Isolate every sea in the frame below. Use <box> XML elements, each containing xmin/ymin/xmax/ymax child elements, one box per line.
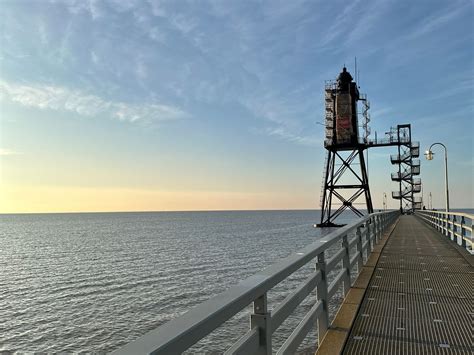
<box><xmin>1</xmin><ymin>209</ymin><xmax>470</xmax><ymax>354</ymax></box>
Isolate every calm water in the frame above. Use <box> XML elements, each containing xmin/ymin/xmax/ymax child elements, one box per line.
<box><xmin>0</xmin><ymin>210</ymin><xmax>381</xmax><ymax>353</ymax></box>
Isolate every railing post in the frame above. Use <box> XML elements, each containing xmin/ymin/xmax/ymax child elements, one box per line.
<box><xmin>446</xmin><ymin>213</ymin><xmax>454</xmax><ymax>240</ymax></box>
<box><xmin>368</xmin><ymin>218</ymin><xmax>374</xmax><ymax>251</ymax></box>
<box><xmin>342</xmin><ymin>235</ymin><xmax>351</xmax><ymax>294</ymax></box>
<box><xmin>379</xmin><ymin>215</ymin><xmax>383</xmax><ymax>238</ymax></box>
<box><xmin>375</xmin><ymin>215</ymin><xmax>380</xmax><ymax>242</ymax></box>
<box><xmin>374</xmin><ymin>216</ymin><xmax>378</xmax><ymax>244</ymax></box>
<box><xmin>365</xmin><ymin>220</ymin><xmax>372</xmax><ymax>253</ymax></box>
<box><xmin>382</xmin><ymin>213</ymin><xmax>386</xmax><ymax>234</ymax></box>
<box><xmin>251</xmin><ymin>294</ymin><xmax>271</xmax><ymax>355</ymax></box>
<box><xmin>316</xmin><ymin>252</ymin><xmax>329</xmax><ymax>345</ymax></box>
<box><xmin>356</xmin><ymin>226</ymin><xmax>363</xmax><ymax>270</ymax></box>
<box><xmin>452</xmin><ymin>215</ymin><xmax>458</xmax><ymax>245</ymax></box>
<box><xmin>472</xmin><ymin>221</ymin><xmax>474</xmax><ymax>252</ymax></box>
<box><xmin>460</xmin><ymin>216</ymin><xmax>466</xmax><ymax>248</ymax></box>
<box><xmin>445</xmin><ymin>213</ymin><xmax>447</xmax><ymax>236</ymax></box>
<box><xmin>382</xmin><ymin>214</ymin><xmax>385</xmax><ymax>234</ymax></box>
<box><xmin>373</xmin><ymin>216</ymin><xmax>377</xmax><ymax>244</ymax></box>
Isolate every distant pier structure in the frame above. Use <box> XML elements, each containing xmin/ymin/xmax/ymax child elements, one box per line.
<box><xmin>318</xmin><ymin>67</ymin><xmax>421</xmax><ymax>227</ymax></box>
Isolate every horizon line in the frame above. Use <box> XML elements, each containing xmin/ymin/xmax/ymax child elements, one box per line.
<box><xmin>1</xmin><ymin>207</ymin><xmax>472</xmax><ymax>215</ymax></box>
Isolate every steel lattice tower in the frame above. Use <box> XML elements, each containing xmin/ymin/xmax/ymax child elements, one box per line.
<box><xmin>317</xmin><ymin>68</ymin><xmax>422</xmax><ymax>227</ymax></box>
<box><xmin>318</xmin><ymin>69</ymin><xmax>372</xmax><ymax>227</ymax></box>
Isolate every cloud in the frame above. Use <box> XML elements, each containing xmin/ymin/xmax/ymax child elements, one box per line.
<box><xmin>426</xmin><ymin>76</ymin><xmax>474</xmax><ymax>101</ymax></box>
<box><xmin>147</xmin><ymin>0</ymin><xmax>167</xmax><ymax>17</ymax></box>
<box><xmin>245</xmin><ymin>104</ymin><xmax>322</xmax><ymax>147</ymax></box>
<box><xmin>241</xmin><ymin>84</ymin><xmax>322</xmax><ymax>147</ymax></box>
<box><xmin>38</xmin><ymin>20</ymin><xmax>49</xmax><ymax>45</ymax></box>
<box><xmin>90</xmin><ymin>51</ymin><xmax>99</xmax><ymax>64</ymax></box>
<box><xmin>147</xmin><ymin>27</ymin><xmax>166</xmax><ymax>43</ymax></box>
<box><xmin>264</xmin><ymin>127</ymin><xmax>321</xmax><ymax>147</ymax></box>
<box><xmin>170</xmin><ymin>14</ymin><xmax>197</xmax><ymax>35</ymax></box>
<box><xmin>135</xmin><ymin>58</ymin><xmax>148</xmax><ymax>82</ymax></box>
<box><xmin>409</xmin><ymin>3</ymin><xmax>467</xmax><ymax>39</ymax></box>
<box><xmin>370</xmin><ymin>106</ymin><xmax>393</xmax><ymax>119</ymax></box>
<box><xmin>64</xmin><ymin>0</ymin><xmax>104</xmax><ymax>20</ymax></box>
<box><xmin>346</xmin><ymin>0</ymin><xmax>389</xmax><ymax>43</ymax></box>
<box><xmin>0</xmin><ymin>148</ymin><xmax>22</xmax><ymax>156</ymax></box>
<box><xmin>0</xmin><ymin>81</ymin><xmax>188</xmax><ymax>123</ymax></box>
<box><xmin>317</xmin><ymin>0</ymin><xmax>363</xmax><ymax>48</ymax></box>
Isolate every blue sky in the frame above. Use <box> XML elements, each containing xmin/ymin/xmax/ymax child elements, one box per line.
<box><xmin>0</xmin><ymin>0</ymin><xmax>472</xmax><ymax>212</ymax></box>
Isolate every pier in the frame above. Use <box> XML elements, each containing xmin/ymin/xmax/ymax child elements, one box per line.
<box><xmin>113</xmin><ymin>210</ymin><xmax>473</xmax><ymax>354</ymax></box>
<box><xmin>318</xmin><ymin>213</ymin><xmax>473</xmax><ymax>354</ymax></box>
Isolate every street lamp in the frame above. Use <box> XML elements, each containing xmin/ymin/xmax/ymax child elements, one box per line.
<box><xmin>424</xmin><ymin>143</ymin><xmax>449</xmax><ymax>212</ymax></box>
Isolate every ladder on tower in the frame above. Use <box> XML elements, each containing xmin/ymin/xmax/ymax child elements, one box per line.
<box><xmin>319</xmin><ymin>151</ymin><xmax>329</xmax><ymax>208</ymax></box>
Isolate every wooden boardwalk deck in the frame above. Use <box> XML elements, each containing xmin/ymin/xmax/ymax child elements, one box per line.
<box><xmin>343</xmin><ymin>215</ymin><xmax>473</xmax><ymax>354</ymax></box>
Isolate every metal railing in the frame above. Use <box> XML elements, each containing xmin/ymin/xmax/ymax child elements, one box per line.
<box><xmin>411</xmin><ymin>146</ymin><xmax>420</xmax><ymax>158</ymax></box>
<box><xmin>390</xmin><ymin>153</ymin><xmax>410</xmax><ymax>164</ymax></box>
<box><xmin>112</xmin><ymin>211</ymin><xmax>400</xmax><ymax>355</ymax></box>
<box><xmin>391</xmin><ymin>171</ymin><xmax>414</xmax><ymax>181</ymax></box>
<box><xmin>416</xmin><ymin>210</ymin><xmax>473</xmax><ymax>254</ymax></box>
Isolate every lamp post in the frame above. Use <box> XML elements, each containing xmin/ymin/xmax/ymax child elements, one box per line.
<box><xmin>424</xmin><ymin>143</ymin><xmax>449</xmax><ymax>212</ymax></box>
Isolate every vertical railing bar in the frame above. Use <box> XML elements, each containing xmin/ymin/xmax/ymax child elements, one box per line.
<box><xmin>453</xmin><ymin>215</ymin><xmax>458</xmax><ymax>245</ymax></box>
<box><xmin>342</xmin><ymin>235</ymin><xmax>350</xmax><ymax>295</ymax></box>
<box><xmin>250</xmin><ymin>294</ymin><xmax>271</xmax><ymax>355</ymax></box>
<box><xmin>471</xmin><ymin>221</ymin><xmax>474</xmax><ymax>252</ymax></box>
<box><xmin>445</xmin><ymin>213</ymin><xmax>449</xmax><ymax>238</ymax></box>
<box><xmin>370</xmin><ymin>216</ymin><xmax>375</xmax><ymax>248</ymax></box>
<box><xmin>316</xmin><ymin>252</ymin><xmax>328</xmax><ymax>346</ymax></box>
<box><xmin>113</xmin><ymin>211</ymin><xmax>407</xmax><ymax>355</ymax></box>
<box><xmin>447</xmin><ymin>213</ymin><xmax>451</xmax><ymax>240</ymax></box>
<box><xmin>356</xmin><ymin>226</ymin><xmax>363</xmax><ymax>273</ymax></box>
<box><xmin>419</xmin><ymin>211</ymin><xmax>474</xmax><ymax>253</ymax></box>
<box><xmin>460</xmin><ymin>216</ymin><xmax>466</xmax><ymax>248</ymax></box>
<box><xmin>365</xmin><ymin>221</ymin><xmax>371</xmax><ymax>255</ymax></box>
<box><xmin>374</xmin><ymin>215</ymin><xmax>378</xmax><ymax>242</ymax></box>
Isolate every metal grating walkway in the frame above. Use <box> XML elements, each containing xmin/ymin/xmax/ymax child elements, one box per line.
<box><xmin>343</xmin><ymin>215</ymin><xmax>474</xmax><ymax>354</ymax></box>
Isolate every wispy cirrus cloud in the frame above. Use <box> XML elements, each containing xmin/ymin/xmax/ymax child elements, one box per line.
<box><xmin>240</xmin><ymin>80</ymin><xmax>322</xmax><ymax>147</ymax></box>
<box><xmin>409</xmin><ymin>2</ymin><xmax>468</xmax><ymax>40</ymax></box>
<box><xmin>317</xmin><ymin>0</ymin><xmax>363</xmax><ymax>49</ymax></box>
<box><xmin>64</xmin><ymin>0</ymin><xmax>104</xmax><ymax>20</ymax></box>
<box><xmin>264</xmin><ymin>127</ymin><xmax>321</xmax><ymax>147</ymax></box>
<box><xmin>0</xmin><ymin>148</ymin><xmax>22</xmax><ymax>156</ymax></box>
<box><xmin>0</xmin><ymin>81</ymin><xmax>188</xmax><ymax>123</ymax></box>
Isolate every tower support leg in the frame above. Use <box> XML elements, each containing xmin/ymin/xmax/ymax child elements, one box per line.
<box><xmin>317</xmin><ymin>148</ymin><xmax>373</xmax><ymax>227</ymax></box>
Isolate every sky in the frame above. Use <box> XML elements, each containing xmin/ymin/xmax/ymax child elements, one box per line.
<box><xmin>0</xmin><ymin>0</ymin><xmax>473</xmax><ymax>213</ymax></box>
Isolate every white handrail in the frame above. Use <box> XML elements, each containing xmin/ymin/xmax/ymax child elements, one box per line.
<box><xmin>112</xmin><ymin>211</ymin><xmax>400</xmax><ymax>355</ymax></box>
<box><xmin>416</xmin><ymin>210</ymin><xmax>473</xmax><ymax>254</ymax></box>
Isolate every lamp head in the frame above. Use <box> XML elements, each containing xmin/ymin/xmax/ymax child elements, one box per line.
<box><xmin>424</xmin><ymin>150</ymin><xmax>434</xmax><ymax>160</ymax></box>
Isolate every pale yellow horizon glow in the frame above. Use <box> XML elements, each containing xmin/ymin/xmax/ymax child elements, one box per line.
<box><xmin>0</xmin><ymin>184</ymin><xmax>315</xmax><ymax>213</ymax></box>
